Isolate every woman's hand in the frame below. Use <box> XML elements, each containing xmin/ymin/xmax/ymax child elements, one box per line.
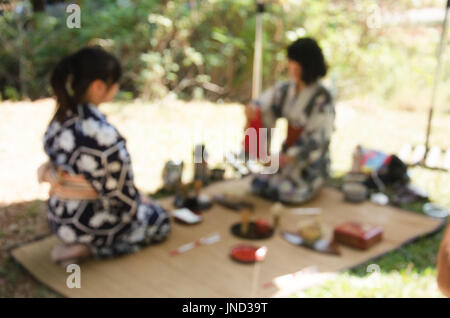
<box><xmin>245</xmin><ymin>103</ymin><xmax>259</xmax><ymax>121</ymax></box>
<box><xmin>140</xmin><ymin>192</ymin><xmax>154</xmax><ymax>205</ymax></box>
<box><xmin>37</xmin><ymin>162</ymin><xmax>52</xmax><ymax>183</ymax></box>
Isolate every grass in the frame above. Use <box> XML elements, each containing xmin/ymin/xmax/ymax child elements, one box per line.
<box><xmin>0</xmin><ymin>98</ymin><xmax>449</xmax><ymax>297</ymax></box>
<box><xmin>302</xmin><ymin>269</ymin><xmax>443</xmax><ymax>298</ymax></box>
<box><xmin>25</xmin><ymin>200</ymin><xmax>41</xmax><ymax>218</ymax></box>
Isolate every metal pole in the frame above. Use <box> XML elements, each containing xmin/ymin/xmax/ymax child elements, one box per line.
<box><xmin>252</xmin><ymin>0</ymin><xmax>265</xmax><ymax>100</ymax></box>
<box><xmin>424</xmin><ymin>0</ymin><xmax>449</xmax><ymax>161</ymax></box>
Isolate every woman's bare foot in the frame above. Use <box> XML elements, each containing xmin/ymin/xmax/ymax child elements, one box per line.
<box><xmin>51</xmin><ymin>244</ymin><xmax>92</xmax><ymax>267</ymax></box>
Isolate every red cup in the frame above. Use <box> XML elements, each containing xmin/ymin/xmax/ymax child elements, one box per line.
<box><xmin>243</xmin><ymin>108</ymin><xmax>266</xmax><ymax>160</ymax></box>
<box><xmin>255</xmin><ymin>219</ymin><xmax>270</xmax><ymax>236</ymax></box>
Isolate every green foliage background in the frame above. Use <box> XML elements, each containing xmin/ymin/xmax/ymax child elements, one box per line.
<box><xmin>0</xmin><ymin>0</ymin><xmax>449</xmax><ymax>111</ymax></box>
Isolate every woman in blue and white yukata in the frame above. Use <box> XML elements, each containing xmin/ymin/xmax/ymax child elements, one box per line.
<box><xmin>245</xmin><ymin>38</ymin><xmax>335</xmax><ymax>205</ymax></box>
<box><xmin>39</xmin><ymin>47</ymin><xmax>171</xmax><ymax>266</ymax></box>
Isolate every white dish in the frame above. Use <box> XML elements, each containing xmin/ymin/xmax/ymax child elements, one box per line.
<box><xmin>423</xmin><ymin>203</ymin><xmax>449</xmax><ymax>218</ymax></box>
<box><xmin>172</xmin><ymin>208</ymin><xmax>203</xmax><ymax>224</ymax></box>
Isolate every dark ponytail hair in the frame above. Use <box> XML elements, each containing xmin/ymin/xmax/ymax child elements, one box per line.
<box><xmin>50</xmin><ymin>47</ymin><xmax>122</xmax><ymax>122</ymax></box>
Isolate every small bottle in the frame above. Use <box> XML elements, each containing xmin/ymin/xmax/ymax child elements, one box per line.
<box><xmin>272</xmin><ymin>210</ymin><xmax>280</xmax><ymax>229</ymax></box>
<box><xmin>193</xmin><ymin>144</ymin><xmax>209</xmax><ymax>184</ymax></box>
<box><xmin>351</xmin><ymin>145</ymin><xmax>363</xmax><ymax>173</ymax></box>
<box><xmin>241</xmin><ymin>208</ymin><xmax>251</xmax><ymax>235</ymax></box>
<box><xmin>270</xmin><ymin>202</ymin><xmax>283</xmax><ymax>229</ymax></box>
<box><xmin>194</xmin><ymin>179</ymin><xmax>202</xmax><ymax>197</ymax></box>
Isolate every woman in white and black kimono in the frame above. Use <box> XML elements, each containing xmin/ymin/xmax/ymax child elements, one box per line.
<box><xmin>39</xmin><ymin>47</ymin><xmax>170</xmax><ymax>265</ymax></box>
<box><xmin>245</xmin><ymin>38</ymin><xmax>335</xmax><ymax>205</ymax></box>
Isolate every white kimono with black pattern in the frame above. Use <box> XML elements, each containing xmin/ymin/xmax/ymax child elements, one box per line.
<box><xmin>251</xmin><ymin>80</ymin><xmax>335</xmax><ymax>205</ymax></box>
<box><xmin>43</xmin><ymin>103</ymin><xmax>170</xmax><ymax>258</ymax></box>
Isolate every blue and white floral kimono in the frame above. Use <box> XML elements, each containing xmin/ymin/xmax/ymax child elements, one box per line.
<box><xmin>43</xmin><ymin>103</ymin><xmax>171</xmax><ymax>258</ymax></box>
<box><xmin>251</xmin><ymin>80</ymin><xmax>335</xmax><ymax>205</ymax></box>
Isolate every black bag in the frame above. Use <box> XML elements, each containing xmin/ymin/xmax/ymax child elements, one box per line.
<box><xmin>364</xmin><ymin>155</ymin><xmax>409</xmax><ymax>190</ymax></box>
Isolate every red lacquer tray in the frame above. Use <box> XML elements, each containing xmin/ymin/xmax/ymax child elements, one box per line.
<box><xmin>230</xmin><ymin>245</ymin><xmax>260</xmax><ymax>264</ymax></box>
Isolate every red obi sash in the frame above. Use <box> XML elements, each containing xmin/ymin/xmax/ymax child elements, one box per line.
<box><xmin>285</xmin><ymin>125</ymin><xmax>304</xmax><ymax>148</ymax></box>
